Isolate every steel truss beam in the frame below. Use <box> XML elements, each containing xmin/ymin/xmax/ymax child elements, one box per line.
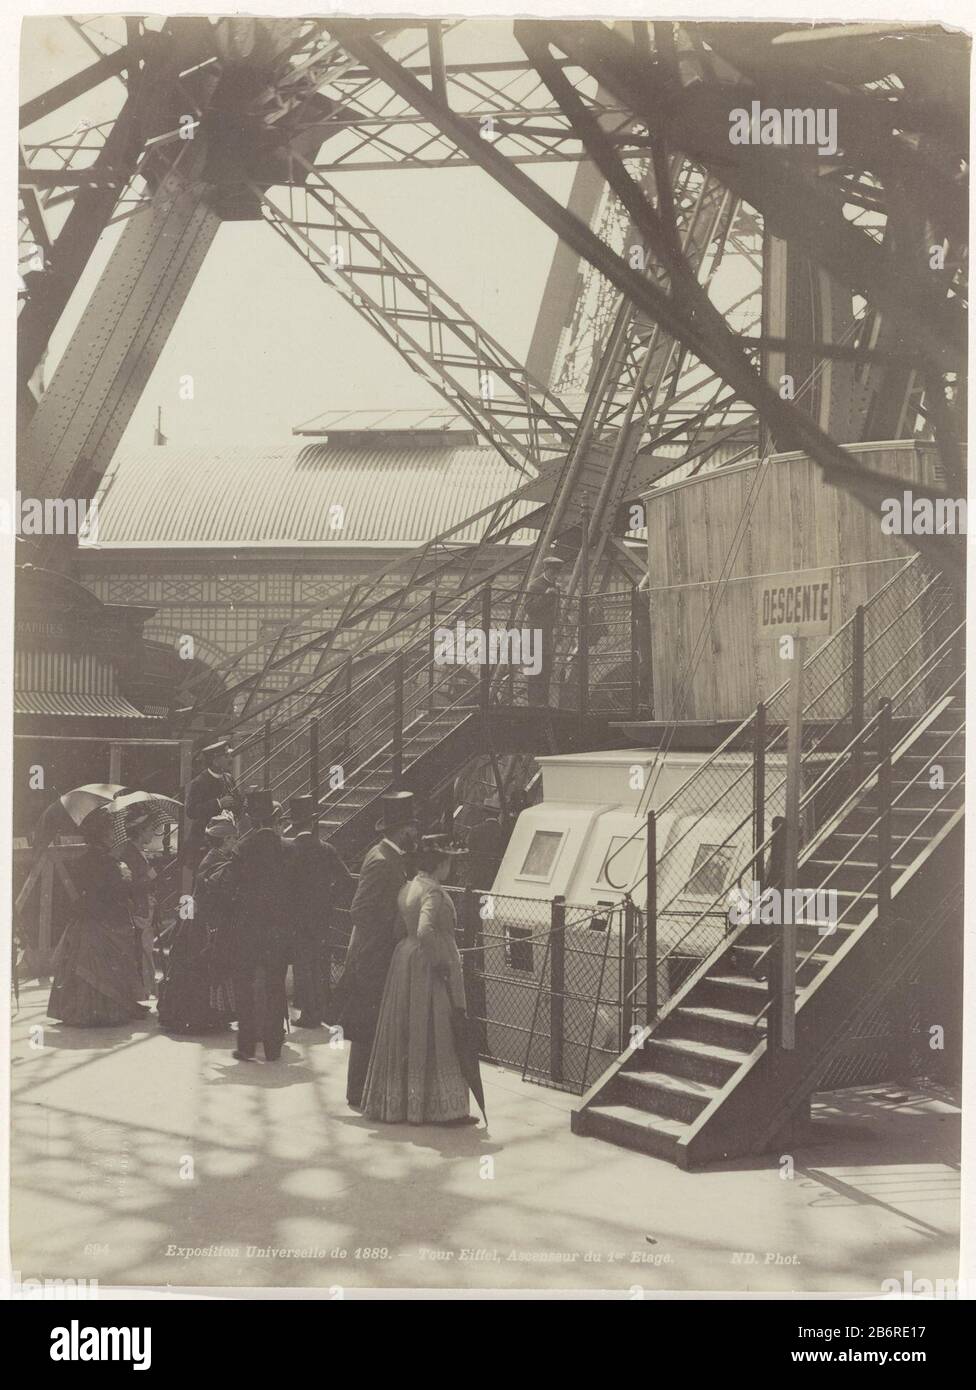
<box><xmin>322</xmin><ymin>20</ymin><xmax>963</xmax><ymax>584</ymax></box>
<box><xmin>258</xmin><ymin>151</ymin><xmax>578</xmax><ymax>476</ymax></box>
<box><xmin>187</xmin><ymin>151</ymin><xmax>753</xmax><ymax>725</ymax></box>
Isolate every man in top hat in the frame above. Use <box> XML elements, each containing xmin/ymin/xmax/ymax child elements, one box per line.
<box><xmin>336</xmin><ymin>790</ymin><xmax>419</xmax><ymax>1107</ymax></box>
<box><xmin>287</xmin><ymin>795</ymin><xmax>355</xmax><ymax>1028</ymax></box>
<box><xmin>525</xmin><ymin>553</ymin><xmax>564</xmax><ymax>705</ymax></box>
<box><xmin>185</xmin><ymin>740</ymin><xmax>243</xmax><ymax>873</ymax></box>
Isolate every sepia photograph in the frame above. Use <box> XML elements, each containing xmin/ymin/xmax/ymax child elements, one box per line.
<box><xmin>4</xmin><ymin>4</ymin><xmax>972</xmax><ymax>1311</ymax></box>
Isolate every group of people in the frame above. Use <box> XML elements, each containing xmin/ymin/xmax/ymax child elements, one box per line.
<box><xmin>45</xmin><ymin>735</ymin><xmax>482</xmax><ymax>1127</ymax></box>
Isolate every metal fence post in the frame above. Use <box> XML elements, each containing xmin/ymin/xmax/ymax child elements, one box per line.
<box><xmin>460</xmin><ymin>887</ymin><xmax>487</xmax><ymax>1053</ymax></box>
<box><xmin>877</xmin><ymin>696</ymin><xmax>893</xmax><ymax>936</ymax></box>
<box><xmin>852</xmin><ymin>604</ymin><xmax>865</xmax><ymax>784</ymax></box>
<box><xmin>550</xmin><ymin>895</ymin><xmax>565</xmax><ymax>1084</ymax></box>
<box><xmin>621</xmin><ymin>899</ymin><xmax>636</xmax><ymax>1048</ymax></box>
<box><xmin>752</xmin><ymin>701</ymin><xmax>766</xmax><ymax>861</ymax></box>
<box><xmin>390</xmin><ymin>653</ymin><xmax>405</xmax><ymax>786</ymax></box>
<box><xmin>645</xmin><ymin>810</ymin><xmax>657</xmax><ymax>1020</ymax></box>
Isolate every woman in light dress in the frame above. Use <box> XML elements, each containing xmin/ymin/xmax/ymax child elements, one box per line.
<box><xmin>362</xmin><ymin>835</ymin><xmax>477</xmax><ymax>1125</ymax></box>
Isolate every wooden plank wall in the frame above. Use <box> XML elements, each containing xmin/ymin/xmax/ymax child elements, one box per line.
<box><xmin>644</xmin><ymin>443</ymin><xmax>943</xmax><ymax>722</ymax></box>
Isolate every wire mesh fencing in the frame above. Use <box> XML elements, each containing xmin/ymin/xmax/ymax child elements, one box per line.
<box><xmin>320</xmin><ymin>883</ymin><xmax>635</xmax><ymax>1096</ymax></box>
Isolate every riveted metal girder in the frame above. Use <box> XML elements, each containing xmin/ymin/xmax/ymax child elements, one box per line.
<box><xmin>19</xmin><ymin>167</ymin><xmax>220</xmax><ymax>501</ymax></box>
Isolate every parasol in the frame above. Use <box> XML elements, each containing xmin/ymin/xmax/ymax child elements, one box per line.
<box><xmin>108</xmin><ymin>791</ymin><xmax>183</xmax><ymax>850</ymax></box>
<box><xmin>58</xmin><ymin>784</ymin><xmax>127</xmax><ymax>827</ymax></box>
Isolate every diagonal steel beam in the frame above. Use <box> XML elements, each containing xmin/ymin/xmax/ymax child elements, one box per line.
<box><xmin>326</xmin><ymin>20</ymin><xmax>963</xmax><ymax>583</ymax></box>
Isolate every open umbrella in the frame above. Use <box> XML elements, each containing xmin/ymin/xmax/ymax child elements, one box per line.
<box><xmin>108</xmin><ymin>791</ymin><xmax>183</xmax><ymax>850</ymax></box>
<box><xmin>444</xmin><ymin>984</ymin><xmax>488</xmax><ymax>1125</ymax></box>
<box><xmin>59</xmin><ymin>784</ymin><xmax>127</xmax><ymax>827</ymax></box>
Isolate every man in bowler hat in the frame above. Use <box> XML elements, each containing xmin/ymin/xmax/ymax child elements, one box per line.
<box><xmin>337</xmin><ymin>791</ymin><xmax>419</xmax><ymax>1107</ymax></box>
<box><xmin>288</xmin><ymin>795</ymin><xmax>354</xmax><ymax>1028</ymax></box>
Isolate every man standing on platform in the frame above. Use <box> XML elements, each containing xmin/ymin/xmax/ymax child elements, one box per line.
<box><xmin>336</xmin><ymin>791</ymin><xmax>419</xmax><ymax>1108</ymax></box>
<box><xmin>184</xmin><ymin>740</ymin><xmax>243</xmax><ymax>874</ymax></box>
<box><xmin>525</xmin><ymin>553</ymin><xmax>564</xmax><ymax>706</ymax></box>
<box><xmin>288</xmin><ymin>795</ymin><xmax>354</xmax><ymax>1028</ymax></box>
<box><xmin>226</xmin><ymin>789</ymin><xmax>292</xmax><ymax>1062</ymax></box>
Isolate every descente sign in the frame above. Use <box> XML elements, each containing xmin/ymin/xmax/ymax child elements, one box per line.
<box><xmin>756</xmin><ymin>567</ymin><xmax>834</xmax><ymax>639</ymax></box>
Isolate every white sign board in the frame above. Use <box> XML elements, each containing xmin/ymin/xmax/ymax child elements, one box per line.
<box><xmin>756</xmin><ymin>567</ymin><xmax>834</xmax><ymax>640</ymax></box>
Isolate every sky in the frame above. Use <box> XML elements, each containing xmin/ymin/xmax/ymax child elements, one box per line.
<box><xmin>21</xmin><ymin>17</ymin><xmax>578</xmax><ymax>450</ymax></box>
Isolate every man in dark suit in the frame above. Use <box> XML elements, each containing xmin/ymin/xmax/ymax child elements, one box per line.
<box><xmin>184</xmin><ymin>741</ymin><xmax>243</xmax><ymax>873</ymax></box>
<box><xmin>225</xmin><ymin>788</ymin><xmax>292</xmax><ymax>1062</ymax></box>
<box><xmin>288</xmin><ymin>795</ymin><xmax>355</xmax><ymax>1028</ymax></box>
<box><xmin>337</xmin><ymin>791</ymin><xmax>419</xmax><ymax>1108</ymax></box>
<box><xmin>524</xmin><ymin>553</ymin><xmax>563</xmax><ymax>705</ymax></box>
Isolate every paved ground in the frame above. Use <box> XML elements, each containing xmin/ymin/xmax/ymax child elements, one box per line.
<box><xmin>10</xmin><ymin>981</ymin><xmax>961</xmax><ymax>1296</ymax></box>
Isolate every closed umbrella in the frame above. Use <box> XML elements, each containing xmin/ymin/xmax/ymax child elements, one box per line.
<box><xmin>444</xmin><ymin>984</ymin><xmax>488</xmax><ymax>1125</ymax></box>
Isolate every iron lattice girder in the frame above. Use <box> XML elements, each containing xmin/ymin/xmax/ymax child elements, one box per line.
<box><xmin>324</xmin><ymin>20</ymin><xmax>964</xmax><ymax>585</ymax></box>
<box><xmin>20</xmin><ymin>166</ymin><xmax>221</xmax><ymax>501</ymax></box>
<box><xmin>304</xmin><ymin>39</ymin><xmax>641</xmax><ymax>171</ymax></box>
<box><xmin>193</xmin><ymin>161</ymin><xmax>743</xmax><ymax>725</ymax></box>
<box><xmin>258</xmin><ymin>150</ymin><xmax>578</xmax><ymax>477</ymax></box>
<box><xmin>539</xmin><ymin>20</ymin><xmax>965</xmax><ymax>375</ymax></box>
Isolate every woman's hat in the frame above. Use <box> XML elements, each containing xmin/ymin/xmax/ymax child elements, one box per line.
<box><xmin>375</xmin><ymin>790</ymin><xmax>419</xmax><ymax>833</ymax></box>
<box><xmin>124</xmin><ymin>807</ymin><xmax>155</xmax><ymax>832</ymax></box>
<box><xmin>205</xmin><ymin>810</ymin><xmax>237</xmax><ymax>839</ymax></box>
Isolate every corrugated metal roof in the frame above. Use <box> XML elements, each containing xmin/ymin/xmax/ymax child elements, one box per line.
<box><xmin>82</xmin><ymin>443</ymin><xmax>535</xmax><ymax>549</ymax></box>
<box><xmin>14</xmin><ymin>692</ymin><xmax>158</xmax><ymax>719</ymax></box>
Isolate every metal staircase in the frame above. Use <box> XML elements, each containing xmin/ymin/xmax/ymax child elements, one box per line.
<box><xmin>235</xmin><ymin>580</ymin><xmax>636</xmax><ymax>860</ymax></box>
<box><xmin>572</xmin><ymin>558</ymin><xmax>965</xmax><ymax>1167</ymax></box>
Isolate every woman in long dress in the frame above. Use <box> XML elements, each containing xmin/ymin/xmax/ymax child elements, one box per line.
<box><xmin>47</xmin><ymin>810</ymin><xmax>147</xmax><ymax>1027</ymax></box>
<box><xmin>157</xmin><ymin>812</ymin><xmax>238</xmax><ymax>1033</ymax></box>
<box><xmin>362</xmin><ymin>835</ymin><xmax>477</xmax><ymax>1125</ymax></box>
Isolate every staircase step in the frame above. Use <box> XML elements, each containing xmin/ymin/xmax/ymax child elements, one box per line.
<box><xmin>578</xmin><ymin>1103</ymin><xmax>687</xmax><ymax>1160</ymax></box>
<box><xmin>641</xmin><ymin>1036</ymin><xmax>748</xmax><ymax>1086</ymax></box>
<box><xmin>735</xmin><ymin>920</ymin><xmax>850</xmax><ymax>954</ymax></box>
<box><xmin>611</xmin><ymin>1069</ymin><xmax>718</xmax><ymax>1122</ymax></box>
<box><xmin>696</xmin><ymin>974</ymin><xmax>768</xmax><ymax>1013</ymax></box>
<box><xmin>844</xmin><ymin>804</ymin><xmax>955</xmax><ymax>835</ymax></box>
<box><xmin>662</xmin><ymin>1005</ymin><xmax>763</xmax><ymax>1051</ymax></box>
<box><xmin>729</xmin><ymin>942</ymin><xmax>833</xmax><ymax>987</ymax></box>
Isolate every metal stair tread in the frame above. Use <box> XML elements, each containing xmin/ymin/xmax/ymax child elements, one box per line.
<box><xmin>622</xmin><ymin>1070</ymin><xmax>719</xmax><ymax>1101</ymax></box>
<box><xmin>648</xmin><ymin>1036</ymin><xmax>751</xmax><ymax>1064</ymax></box>
<box><xmin>706</xmin><ymin>973</ymin><xmax>766</xmax><ymax>991</ymax></box>
<box><xmin>587</xmin><ymin>1104</ymin><xmax>689</xmax><ymax>1138</ymax></box>
<box><xmin>676</xmin><ymin>1005</ymin><xmax>762</xmax><ymax>1026</ymax></box>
